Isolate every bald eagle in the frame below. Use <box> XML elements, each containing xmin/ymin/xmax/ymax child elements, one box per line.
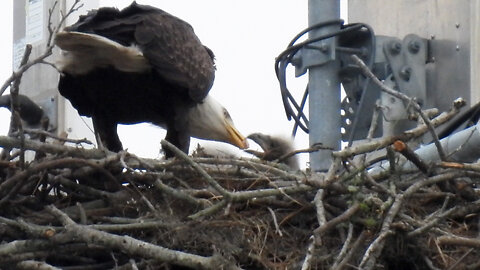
<box><xmin>55</xmin><ymin>2</ymin><xmax>248</xmax><ymax>157</ymax></box>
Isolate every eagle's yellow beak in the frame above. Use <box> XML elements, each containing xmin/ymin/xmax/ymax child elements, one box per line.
<box><xmin>226</xmin><ymin>122</ymin><xmax>249</xmax><ymax>149</ymax></box>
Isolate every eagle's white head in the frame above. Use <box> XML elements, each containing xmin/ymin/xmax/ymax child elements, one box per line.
<box><xmin>187</xmin><ymin>95</ymin><xmax>248</xmax><ymax>149</ymax></box>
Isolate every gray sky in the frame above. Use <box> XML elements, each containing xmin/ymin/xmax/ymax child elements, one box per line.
<box><xmin>0</xmin><ymin>1</ymin><xmax>347</xmax><ymax>167</ymax></box>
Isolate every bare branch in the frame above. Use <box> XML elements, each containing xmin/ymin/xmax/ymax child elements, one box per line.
<box><xmin>161</xmin><ymin>140</ymin><xmax>231</xmax><ymax>199</ymax></box>
<box><xmin>351</xmin><ymin>54</ymin><xmax>448</xmax><ymax>161</ymax></box>
<box><xmin>16</xmin><ymin>260</ymin><xmax>62</xmax><ymax>270</ymax></box>
<box><xmin>45</xmin><ymin>205</ymin><xmax>241</xmax><ymax>270</ymax></box>
<box><xmin>392</xmin><ymin>140</ymin><xmax>429</xmax><ymax>174</ymax></box>
<box><xmin>334</xmin><ymin>99</ymin><xmax>464</xmax><ymax>159</ymax></box>
<box><xmin>0</xmin><ymin>0</ymin><xmax>83</xmax><ymax>97</ymax></box>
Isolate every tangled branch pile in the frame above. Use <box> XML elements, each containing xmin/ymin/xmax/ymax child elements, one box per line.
<box><xmin>2</xmin><ymin>1</ymin><xmax>480</xmax><ymax>269</ymax></box>
<box><xmin>1</xmin><ymin>104</ymin><xmax>480</xmax><ymax>270</ymax></box>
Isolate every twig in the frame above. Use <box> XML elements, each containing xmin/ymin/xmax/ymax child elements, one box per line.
<box><xmin>392</xmin><ymin>140</ymin><xmax>429</xmax><ymax>174</ymax></box>
<box><xmin>359</xmin><ymin>171</ymin><xmax>463</xmax><ymax>269</ymax></box>
<box><xmin>76</xmin><ymin>202</ymin><xmax>87</xmax><ymax>225</ymax></box>
<box><xmin>129</xmin><ymin>259</ymin><xmax>140</xmax><ymax>270</ymax></box>
<box><xmin>192</xmin><ymin>157</ymin><xmax>304</xmax><ymax>181</ymax></box>
<box><xmin>0</xmin><ymin>157</ymin><xmax>121</xmax><ymax>201</ymax></box>
<box><xmin>161</xmin><ymin>140</ymin><xmax>230</xmax><ymax>199</ymax></box>
<box><xmin>276</xmin><ymin>144</ymin><xmax>333</xmax><ymax>164</ymax></box>
<box><xmin>347</xmin><ymin>158</ymin><xmax>395</xmax><ymax>196</ymax></box>
<box><xmin>407</xmin><ymin>206</ymin><xmax>458</xmax><ymax>237</ymax></box>
<box><xmin>351</xmin><ymin>54</ymin><xmax>448</xmax><ymax>161</ymax></box>
<box><xmin>0</xmin><ymin>135</ymin><xmax>109</xmax><ymax>159</ymax></box>
<box><xmin>356</xmin><ymin>100</ymin><xmax>382</xmax><ymax>166</ymax></box>
<box><xmin>330</xmin><ymin>223</ymin><xmax>354</xmax><ymax>270</ymax></box>
<box><xmin>267</xmin><ymin>207</ymin><xmax>283</xmax><ymax>236</ymax></box>
<box><xmin>188</xmin><ymin>200</ymin><xmax>228</xmax><ymax>220</ymax></box>
<box><xmin>314</xmin><ymin>189</ymin><xmax>327</xmax><ymax>228</ymax></box>
<box><xmin>0</xmin><ymin>238</ymin><xmax>71</xmax><ymax>257</ymax></box>
<box><xmin>0</xmin><ymin>0</ymin><xmax>82</xmax><ymax>162</ymax></box>
<box><xmin>325</xmin><ymin>157</ymin><xmax>341</xmax><ymax>185</ymax></box>
<box><xmin>386</xmin><ymin>146</ymin><xmax>396</xmax><ymax>174</ymax></box>
<box><xmin>16</xmin><ymin>260</ymin><xmax>62</xmax><ymax>270</ymax></box>
<box><xmin>313</xmin><ymin>202</ymin><xmax>360</xmax><ymax>237</ymax></box>
<box><xmin>51</xmin><ymin>174</ymin><xmax>117</xmax><ymax>201</ymax></box>
<box><xmin>153</xmin><ymin>178</ymin><xmax>206</xmax><ymax>207</ymax></box>
<box><xmin>1</xmin><ymin>45</ymin><xmax>32</xmax><ymax>164</ymax></box>
<box><xmin>45</xmin><ymin>205</ymin><xmax>241</xmax><ymax>270</ymax></box>
<box><xmin>423</xmin><ymin>256</ymin><xmax>443</xmax><ymax>270</ymax></box>
<box><xmin>90</xmin><ymin>220</ymin><xmax>179</xmax><ymax>232</ymax></box>
<box><xmin>437</xmin><ymin>235</ymin><xmax>480</xmax><ymax>248</ymax></box>
<box><xmin>300</xmin><ymin>235</ymin><xmax>315</xmax><ymax>270</ymax></box>
<box><xmin>0</xmin><ymin>1</ymin><xmax>83</xmax><ymax>97</ymax></box>
<box><xmin>332</xmin><ymin>229</ymin><xmax>368</xmax><ymax>270</ymax></box>
<box><xmin>231</xmin><ymin>184</ymin><xmax>312</xmax><ymax>202</ymax></box>
<box><xmin>334</xmin><ymin>99</ymin><xmax>464</xmax><ymax>159</ymax></box>
<box><xmin>119</xmin><ymin>152</ymin><xmax>158</xmax><ymax>215</ymax></box>
<box><xmin>446</xmin><ymin>248</ymin><xmax>473</xmax><ymax>270</ymax></box>
<box><xmin>22</xmin><ymin>128</ymin><xmax>93</xmax><ymax>145</ymax></box>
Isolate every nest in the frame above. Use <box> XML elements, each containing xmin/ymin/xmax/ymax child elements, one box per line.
<box><xmin>1</xmin><ymin>2</ymin><xmax>479</xmax><ymax>268</ymax></box>
<box><xmin>1</xmin><ymin>121</ymin><xmax>480</xmax><ymax>270</ymax></box>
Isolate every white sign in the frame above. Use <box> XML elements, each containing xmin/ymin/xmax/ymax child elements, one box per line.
<box><xmin>26</xmin><ymin>0</ymin><xmax>44</xmax><ymax>44</ymax></box>
<box><xmin>13</xmin><ymin>38</ymin><xmax>26</xmax><ymax>70</ymax></box>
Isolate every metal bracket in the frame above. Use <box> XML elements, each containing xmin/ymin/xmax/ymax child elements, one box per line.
<box><xmin>292</xmin><ymin>38</ymin><xmax>336</xmax><ymax>77</ymax></box>
<box><xmin>383</xmin><ymin>34</ymin><xmax>427</xmax><ymax>107</ymax></box>
<box><xmin>381</xmin><ymin>75</ymin><xmax>409</xmax><ymax>121</ymax></box>
<box><xmin>340</xmin><ymin>34</ymin><xmax>428</xmax><ymax>141</ymax></box>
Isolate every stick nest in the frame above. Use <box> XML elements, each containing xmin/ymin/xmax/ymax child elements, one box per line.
<box><xmin>0</xmin><ymin>132</ymin><xmax>480</xmax><ymax>270</ymax></box>
<box><xmin>1</xmin><ymin>2</ymin><xmax>479</xmax><ymax>268</ymax></box>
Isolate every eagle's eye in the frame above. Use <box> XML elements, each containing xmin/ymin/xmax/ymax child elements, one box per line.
<box><xmin>223</xmin><ymin>108</ymin><xmax>231</xmax><ymax>119</ymax></box>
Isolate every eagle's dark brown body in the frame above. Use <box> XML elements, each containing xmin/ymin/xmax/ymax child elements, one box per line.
<box><xmin>56</xmin><ymin>2</ymin><xmax>247</xmax><ymax>156</ymax></box>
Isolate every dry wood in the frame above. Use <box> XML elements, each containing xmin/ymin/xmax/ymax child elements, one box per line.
<box><xmin>1</xmin><ymin>2</ymin><xmax>480</xmax><ymax>269</ymax></box>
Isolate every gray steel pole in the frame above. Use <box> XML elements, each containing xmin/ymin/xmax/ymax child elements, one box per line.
<box><xmin>308</xmin><ymin>0</ymin><xmax>341</xmax><ymax>171</ymax></box>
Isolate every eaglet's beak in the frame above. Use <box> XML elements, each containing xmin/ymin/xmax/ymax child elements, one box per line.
<box><xmin>225</xmin><ymin>121</ymin><xmax>249</xmax><ymax>149</ymax></box>
<box><xmin>247</xmin><ymin>133</ymin><xmax>270</xmax><ymax>151</ymax></box>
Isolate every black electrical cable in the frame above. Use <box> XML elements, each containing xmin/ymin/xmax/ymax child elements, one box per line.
<box><xmin>277</xmin><ymin>59</ymin><xmax>309</xmax><ymax>133</ymax></box>
<box><xmin>276</xmin><ymin>23</ymin><xmax>365</xmax><ymax>129</ymax></box>
<box><xmin>275</xmin><ymin>21</ymin><xmax>376</xmax><ymax>138</ymax></box>
<box><xmin>275</xmin><ymin>23</ymin><xmax>365</xmax><ymax>78</ymax></box>
<box><xmin>292</xmin><ymin>85</ymin><xmax>309</xmax><ymax>136</ymax></box>
<box><xmin>287</xmin><ymin>19</ymin><xmax>344</xmax><ymax>47</ymax></box>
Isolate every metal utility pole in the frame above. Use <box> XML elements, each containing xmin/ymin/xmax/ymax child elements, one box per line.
<box><xmin>307</xmin><ymin>0</ymin><xmax>341</xmax><ymax>171</ymax></box>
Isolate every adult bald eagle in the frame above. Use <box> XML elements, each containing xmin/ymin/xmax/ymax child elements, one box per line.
<box><xmin>55</xmin><ymin>2</ymin><xmax>248</xmax><ymax>157</ymax></box>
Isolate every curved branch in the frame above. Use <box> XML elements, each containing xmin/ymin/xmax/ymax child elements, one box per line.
<box><xmin>45</xmin><ymin>205</ymin><xmax>241</xmax><ymax>270</ymax></box>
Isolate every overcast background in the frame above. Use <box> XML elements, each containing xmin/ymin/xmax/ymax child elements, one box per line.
<box><xmin>0</xmin><ymin>1</ymin><xmax>347</xmax><ymax>168</ymax></box>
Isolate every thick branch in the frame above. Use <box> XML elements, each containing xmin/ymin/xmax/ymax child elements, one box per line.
<box><xmin>45</xmin><ymin>205</ymin><xmax>241</xmax><ymax>270</ymax></box>
<box><xmin>0</xmin><ymin>135</ymin><xmax>108</xmax><ymax>159</ymax></box>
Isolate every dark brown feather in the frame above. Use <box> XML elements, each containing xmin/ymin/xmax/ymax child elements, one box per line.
<box><xmin>65</xmin><ymin>1</ymin><xmax>215</xmax><ymax>101</ymax></box>
<box><xmin>56</xmin><ymin>2</ymin><xmax>217</xmax><ymax>156</ymax></box>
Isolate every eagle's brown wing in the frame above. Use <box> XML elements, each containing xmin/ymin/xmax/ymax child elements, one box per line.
<box><xmin>63</xmin><ymin>2</ymin><xmax>215</xmax><ymax>102</ymax></box>
<box><xmin>133</xmin><ymin>9</ymin><xmax>215</xmax><ymax>102</ymax></box>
